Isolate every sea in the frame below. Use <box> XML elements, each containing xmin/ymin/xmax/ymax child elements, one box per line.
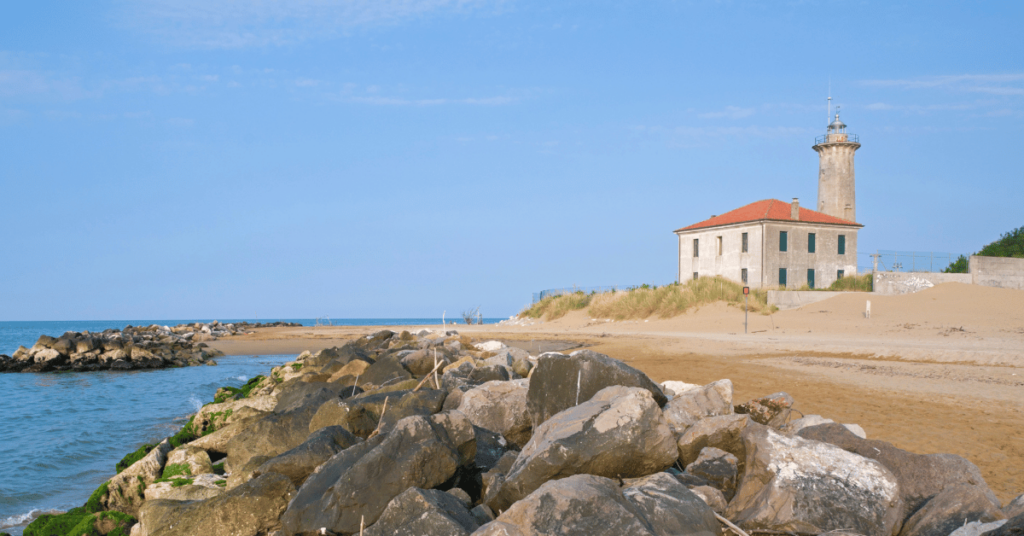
<box><xmin>0</xmin><ymin>318</ymin><xmax>499</xmax><ymax>535</ymax></box>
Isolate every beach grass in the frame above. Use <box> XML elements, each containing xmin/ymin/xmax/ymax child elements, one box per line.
<box><xmin>519</xmin><ymin>277</ymin><xmax>774</xmax><ymax>321</ymax></box>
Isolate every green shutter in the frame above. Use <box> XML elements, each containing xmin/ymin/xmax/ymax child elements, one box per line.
<box><xmin>838</xmin><ymin>234</ymin><xmax>846</xmax><ymax>255</ymax></box>
<box><xmin>807</xmin><ymin>269</ymin><xmax>815</xmax><ymax>289</ymax></box>
<box><xmin>780</xmin><ymin>231</ymin><xmax>788</xmax><ymax>252</ymax></box>
<box><xmin>808</xmin><ymin>233</ymin><xmax>816</xmax><ymax>253</ymax></box>
<box><xmin>779</xmin><ymin>268</ymin><xmax>787</xmax><ymax>287</ymax></box>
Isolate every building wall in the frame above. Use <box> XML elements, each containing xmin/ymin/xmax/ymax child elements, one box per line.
<box><xmin>762</xmin><ymin>222</ymin><xmax>858</xmax><ymax>289</ymax></box>
<box><xmin>676</xmin><ymin>223</ymin><xmax>764</xmax><ymax>287</ymax></box>
<box><xmin>970</xmin><ymin>255</ymin><xmax>1024</xmax><ymax>290</ymax></box>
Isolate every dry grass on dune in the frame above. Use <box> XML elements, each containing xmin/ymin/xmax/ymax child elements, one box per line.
<box><xmin>519</xmin><ymin>277</ymin><xmax>773</xmax><ymax>321</ymax></box>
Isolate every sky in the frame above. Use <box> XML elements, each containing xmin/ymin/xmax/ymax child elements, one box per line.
<box><xmin>1</xmin><ymin>0</ymin><xmax>1021</xmax><ymax>321</ymax></box>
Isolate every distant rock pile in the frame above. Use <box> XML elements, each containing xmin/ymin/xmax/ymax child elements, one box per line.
<box><xmin>0</xmin><ymin>321</ymin><xmax>296</xmax><ymax>373</ymax></box>
<box><xmin>24</xmin><ymin>329</ymin><xmax>1024</xmax><ymax>536</ymax></box>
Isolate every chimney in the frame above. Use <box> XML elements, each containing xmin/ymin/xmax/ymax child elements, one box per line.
<box><xmin>791</xmin><ymin>198</ymin><xmax>800</xmax><ymax>220</ymax></box>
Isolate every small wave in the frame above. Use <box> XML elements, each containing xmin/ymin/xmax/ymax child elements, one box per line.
<box><xmin>187</xmin><ymin>394</ymin><xmax>203</xmax><ymax>413</ymax></box>
<box><xmin>0</xmin><ymin>508</ymin><xmax>63</xmax><ymax>529</ymax></box>
<box><xmin>235</xmin><ymin>375</ymin><xmax>247</xmax><ymax>382</ymax></box>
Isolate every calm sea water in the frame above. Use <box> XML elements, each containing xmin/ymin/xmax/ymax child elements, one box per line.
<box><xmin>0</xmin><ymin>318</ymin><xmax>497</xmax><ymax>535</ymax></box>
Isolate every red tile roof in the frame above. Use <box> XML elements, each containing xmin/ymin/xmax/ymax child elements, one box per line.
<box><xmin>674</xmin><ymin>199</ymin><xmax>862</xmax><ymax>233</ymax></box>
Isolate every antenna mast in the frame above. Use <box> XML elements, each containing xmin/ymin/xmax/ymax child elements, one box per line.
<box><xmin>827</xmin><ymin>79</ymin><xmax>832</xmax><ymax>126</ymax></box>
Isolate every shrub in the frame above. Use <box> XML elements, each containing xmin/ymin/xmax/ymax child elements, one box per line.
<box><xmin>942</xmin><ymin>254</ymin><xmax>969</xmax><ymax>273</ymax></box>
<box><xmin>827</xmin><ymin>273</ymin><xmax>873</xmax><ymax>292</ymax></box>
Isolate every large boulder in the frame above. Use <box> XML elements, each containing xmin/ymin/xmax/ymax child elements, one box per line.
<box><xmin>488</xmin><ymin>386</ymin><xmax>677</xmax><ymax>512</ymax></box>
<box><xmin>661</xmin><ymin>379</ymin><xmax>733</xmax><ymax>434</ymax></box>
<box><xmin>735</xmin><ymin>392</ymin><xmax>794</xmax><ymax>428</ymax></box>
<box><xmin>898</xmin><ymin>483</ymin><xmax>1005</xmax><ymax>536</ymax></box>
<box><xmin>457</xmin><ymin>379</ymin><xmax>532</xmax><ymax>448</ymax></box>
<box><xmin>165</xmin><ymin>446</ymin><xmax>213</xmax><ymax>476</ymax></box>
<box><xmin>144</xmin><ymin>473</ymin><xmax>225</xmax><ymax>502</ymax></box>
<box><xmin>1006</xmin><ymin>495</ymin><xmax>1024</xmax><ymax>519</ymax></box>
<box><xmin>684</xmin><ymin>446</ymin><xmax>738</xmax><ymax>501</ymax></box>
<box><xmin>677</xmin><ymin>414</ymin><xmax>754</xmax><ymax>468</ymax></box>
<box><xmin>280</xmin><ymin>412</ymin><xmax>476</xmax><ymax>535</ymax></box>
<box><xmin>983</xmin><ymin>514</ymin><xmax>1024</xmax><ymax>536</ymax></box>
<box><xmin>137</xmin><ymin>472</ymin><xmax>295</xmax><ymax>536</ymax></box>
<box><xmin>364</xmin><ymin>487</ymin><xmax>480</xmax><ymax>536</ymax></box>
<box><xmin>103</xmin><ymin>439</ymin><xmax>173</xmax><ymax>516</ymax></box>
<box><xmin>360</xmin><ymin>352</ymin><xmax>413</xmax><ymax>387</ymax></box>
<box><xmin>308</xmin><ymin>388</ymin><xmax>446</xmax><ymax>437</ymax></box>
<box><xmin>475</xmin><ymin>473</ymin><xmax>719</xmax><ymax>536</ymax></box>
<box><xmin>192</xmin><ymin>395</ymin><xmax>276</xmax><ymax>435</ymax></box>
<box><xmin>726</xmin><ymin>424</ymin><xmax>903</xmax><ymax>535</ymax></box>
<box><xmin>272</xmin><ymin>381</ymin><xmax>342</xmax><ymax>413</ymax></box>
<box><xmin>798</xmin><ymin>423</ymin><xmax>993</xmax><ymax>517</ymax></box>
<box><xmin>526</xmin><ymin>350</ymin><xmax>667</xmax><ymax>428</ymax></box>
<box><xmin>254</xmin><ymin>425</ymin><xmax>360</xmax><ymax>487</ymax></box>
<box><xmin>224</xmin><ymin>402</ymin><xmax>322</xmax><ymax>472</ymax></box>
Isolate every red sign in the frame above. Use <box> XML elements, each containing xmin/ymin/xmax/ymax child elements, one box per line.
<box><xmin>743</xmin><ymin>287</ymin><xmax>750</xmax><ymax>295</ymax></box>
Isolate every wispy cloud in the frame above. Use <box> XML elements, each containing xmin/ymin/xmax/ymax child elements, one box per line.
<box><xmin>341</xmin><ymin>94</ymin><xmax>515</xmax><ymax>106</ymax></box>
<box><xmin>698</xmin><ymin>105</ymin><xmax>755</xmax><ymax>119</ymax></box>
<box><xmin>860</xmin><ymin>74</ymin><xmax>1024</xmax><ymax>96</ymax></box>
<box><xmin>118</xmin><ymin>0</ymin><xmax>508</xmax><ymax>48</ymax></box>
<box><xmin>0</xmin><ymin>70</ymin><xmax>96</xmax><ymax>100</ymax></box>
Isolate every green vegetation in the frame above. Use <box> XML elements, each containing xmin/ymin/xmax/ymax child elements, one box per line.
<box><xmin>215</xmin><ymin>479</ymin><xmax>227</xmax><ymax>487</ymax></box>
<box><xmin>212</xmin><ymin>461</ymin><xmax>226</xmax><ymax>475</ymax></box>
<box><xmin>943</xmin><ymin>225</ymin><xmax>1024</xmax><ymax>272</ymax></box>
<box><xmin>239</xmin><ymin>375</ymin><xmax>264</xmax><ymax>397</ymax></box>
<box><xmin>213</xmin><ymin>386</ymin><xmax>242</xmax><ymax>403</ymax></box>
<box><xmin>520</xmin><ymin>277</ymin><xmax>775</xmax><ymax>321</ymax></box>
<box><xmin>826</xmin><ymin>273</ymin><xmax>873</xmax><ymax>292</ymax></box>
<box><xmin>159</xmin><ymin>463</ymin><xmax>191</xmax><ymax>480</ymax></box>
<box><xmin>290</xmin><ymin>363</ymin><xmax>303</xmax><ymax>371</ymax></box>
<box><xmin>25</xmin><ymin>482</ymin><xmax>135</xmax><ymax>536</ymax></box>
<box><xmin>168</xmin><ymin>417</ymin><xmax>200</xmax><ymax>448</ymax></box>
<box><xmin>115</xmin><ymin>443</ymin><xmax>156</xmax><ymax>474</ymax></box>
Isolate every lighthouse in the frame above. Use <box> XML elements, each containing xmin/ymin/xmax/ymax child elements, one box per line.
<box><xmin>812</xmin><ymin>107</ymin><xmax>860</xmax><ymax>222</ymax></box>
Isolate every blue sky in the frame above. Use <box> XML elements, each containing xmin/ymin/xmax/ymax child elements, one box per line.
<box><xmin>1</xmin><ymin>0</ymin><xmax>1021</xmax><ymax>321</ymax></box>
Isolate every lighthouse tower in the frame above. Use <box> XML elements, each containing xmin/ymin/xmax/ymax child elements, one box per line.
<box><xmin>812</xmin><ymin>107</ymin><xmax>860</xmax><ymax>222</ymax></box>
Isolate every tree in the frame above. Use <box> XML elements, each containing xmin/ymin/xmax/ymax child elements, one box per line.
<box><xmin>943</xmin><ymin>255</ymin><xmax>969</xmax><ymax>273</ymax></box>
<box><xmin>977</xmin><ymin>225</ymin><xmax>1024</xmax><ymax>258</ymax></box>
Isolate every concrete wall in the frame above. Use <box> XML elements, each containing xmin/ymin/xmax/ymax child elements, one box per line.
<box><xmin>768</xmin><ymin>290</ymin><xmax>855</xmax><ymax>310</ymax></box>
<box><xmin>677</xmin><ymin>223</ymin><xmax>764</xmax><ymax>287</ymax></box>
<box><xmin>762</xmin><ymin>222</ymin><xmax>858</xmax><ymax>289</ymax></box>
<box><xmin>971</xmin><ymin>255</ymin><xmax>1024</xmax><ymax>290</ymax></box>
<box><xmin>873</xmin><ymin>271</ymin><xmax>972</xmax><ymax>295</ymax></box>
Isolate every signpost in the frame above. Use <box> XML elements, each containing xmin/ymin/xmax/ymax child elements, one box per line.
<box><xmin>743</xmin><ymin>287</ymin><xmax>749</xmax><ymax>333</ymax></box>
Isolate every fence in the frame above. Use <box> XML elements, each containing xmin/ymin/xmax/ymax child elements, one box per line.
<box><xmin>532</xmin><ymin>283</ymin><xmax>673</xmax><ymax>304</ymax></box>
<box><xmin>866</xmin><ymin>250</ymin><xmax>967</xmax><ymax>273</ymax></box>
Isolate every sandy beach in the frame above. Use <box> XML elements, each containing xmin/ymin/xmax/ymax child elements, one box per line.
<box><xmin>208</xmin><ymin>282</ymin><xmax>1024</xmax><ymax>504</ymax></box>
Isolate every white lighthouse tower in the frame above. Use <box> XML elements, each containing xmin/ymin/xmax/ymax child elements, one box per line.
<box><xmin>812</xmin><ymin>106</ymin><xmax>860</xmax><ymax>222</ymax></box>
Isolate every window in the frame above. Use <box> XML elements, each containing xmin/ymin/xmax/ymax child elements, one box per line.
<box><xmin>837</xmin><ymin>269</ymin><xmax>845</xmax><ymax>280</ymax></box>
<box><xmin>807</xmin><ymin>269</ymin><xmax>815</xmax><ymax>289</ymax></box>
<box><xmin>716</xmin><ymin>236</ymin><xmax>723</xmax><ymax>256</ymax></box>
<box><xmin>741</xmin><ymin>232</ymin><xmax>748</xmax><ymax>253</ymax></box>
<box><xmin>838</xmin><ymin>234</ymin><xmax>846</xmax><ymax>255</ymax></box>
<box><xmin>808</xmin><ymin>233</ymin><xmax>816</xmax><ymax>253</ymax></box>
<box><xmin>779</xmin><ymin>231</ymin><xmax>788</xmax><ymax>252</ymax></box>
<box><xmin>693</xmin><ymin>239</ymin><xmax>699</xmax><ymax>258</ymax></box>
<box><xmin>779</xmin><ymin>268</ymin><xmax>787</xmax><ymax>288</ymax></box>
<box><xmin>741</xmin><ymin>268</ymin><xmax>748</xmax><ymax>284</ymax></box>
<box><xmin>693</xmin><ymin>272</ymin><xmax>699</xmax><ymax>281</ymax></box>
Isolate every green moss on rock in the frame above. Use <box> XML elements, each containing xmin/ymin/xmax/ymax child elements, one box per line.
<box><xmin>115</xmin><ymin>443</ymin><xmax>156</xmax><ymax>474</ymax></box>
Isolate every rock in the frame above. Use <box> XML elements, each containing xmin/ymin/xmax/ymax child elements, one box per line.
<box><xmin>166</xmin><ymin>446</ymin><xmax>213</xmax><ymax>476</ymax></box>
<box><xmin>735</xmin><ymin>391</ymin><xmax>794</xmax><ymax>428</ymax></box>
<box><xmin>473</xmin><ymin>425</ymin><xmax>511</xmax><ymax>473</ymax></box>
<box><xmin>457</xmin><ymin>379</ymin><xmax>532</xmax><ymax>448</ymax></box>
<box><xmin>477</xmin><ymin>473</ymin><xmax>719</xmax><ymax>536</ymax></box>
<box><xmin>661</xmin><ymin>379</ymin><xmax>732</xmax><ymax>434</ymax></box>
<box><xmin>273</xmin><ymin>381</ymin><xmax>342</xmax><ymax>413</ymax></box>
<box><xmin>982</xmin><ymin>514</ymin><xmax>1024</xmax><ymax>536</ymax></box>
<box><xmin>677</xmin><ymin>414</ymin><xmax>754</xmax><ymax>468</ymax></box>
<box><xmin>481</xmin><ymin>450</ymin><xmax>520</xmax><ymax>506</ymax></box>
<box><xmin>726</xmin><ymin>424</ymin><xmax>903</xmax><ymax>535</ymax></box>
<box><xmin>280</xmin><ymin>412</ymin><xmax>476</xmax><ymax>535</ymax></box>
<box><xmin>488</xmin><ymin>386</ymin><xmax>677</xmax><ymax>512</ymax></box>
<box><xmin>193</xmin><ymin>396</ymin><xmax>276</xmax><ymax>435</ymax></box>
<box><xmin>471</xmin><ymin>505</ymin><xmax>496</xmax><ymax>526</ymax></box>
<box><xmin>224</xmin><ymin>402</ymin><xmax>322</xmax><ymax>472</ymax></box>
<box><xmin>328</xmin><ymin>359</ymin><xmax>372</xmax><ymax>384</ymax></box>
<box><xmin>360</xmin><ymin>352</ymin><xmax>413</xmax><ymax>387</ymax></box>
<box><xmin>950</xmin><ymin>520</ymin><xmax>1009</xmax><ymax>536</ymax></box>
<box><xmin>255</xmin><ymin>425</ymin><xmax>361</xmax><ymax>487</ymax></box>
<box><xmin>469</xmin><ymin>364</ymin><xmax>511</xmax><ymax>384</ymax></box>
<box><xmin>526</xmin><ymin>350</ymin><xmax>667</xmax><ymax>428</ymax></box>
<box><xmin>1003</xmin><ymin>494</ymin><xmax>1024</xmax><ymax>519</ymax></box>
<box><xmin>103</xmin><ymin>439</ymin><xmax>173</xmax><ymax>516</ymax></box>
<box><xmin>899</xmin><ymin>483</ymin><xmax>1005</xmax><ymax>536</ymax></box>
<box><xmin>476</xmin><ymin>341</ymin><xmax>506</xmax><ymax>352</ymax></box>
<box><xmin>187</xmin><ymin>413</ymin><xmax>264</xmax><ymax>455</ymax></box>
<box><xmin>689</xmin><ymin>485</ymin><xmax>727</xmax><ymax>514</ymax></box>
<box><xmin>401</xmin><ymin>348</ymin><xmax>451</xmax><ymax>376</ymax></box>
<box><xmin>309</xmin><ymin>389</ymin><xmax>446</xmax><ymax>438</ymax></box>
<box><xmin>448</xmin><ymin>487</ymin><xmax>473</xmax><ymax>507</ymax></box>
<box><xmin>798</xmin><ymin>423</ymin><xmax>993</xmax><ymax>517</ymax></box>
<box><xmin>364</xmin><ymin>487</ymin><xmax>480</xmax><ymax>536</ymax></box>
<box><xmin>138</xmin><ymin>472</ymin><xmax>295</xmax><ymax>536</ymax></box>
<box><xmin>144</xmin><ymin>473</ymin><xmax>226</xmax><ymax>501</ymax></box>
<box><xmin>226</xmin><ymin>455</ymin><xmax>270</xmax><ymax>490</ymax></box>
<box><xmin>685</xmin><ymin>446</ymin><xmax>738</xmax><ymax>500</ymax></box>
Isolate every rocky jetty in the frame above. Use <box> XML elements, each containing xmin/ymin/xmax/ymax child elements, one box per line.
<box><xmin>24</xmin><ymin>329</ymin><xmax>1023</xmax><ymax>536</ymax></box>
<box><xmin>0</xmin><ymin>321</ymin><xmax>298</xmax><ymax>373</ymax></box>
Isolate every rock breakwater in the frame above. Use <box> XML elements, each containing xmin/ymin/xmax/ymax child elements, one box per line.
<box><xmin>23</xmin><ymin>329</ymin><xmax>1024</xmax><ymax>536</ymax></box>
<box><xmin>0</xmin><ymin>321</ymin><xmax>298</xmax><ymax>373</ymax></box>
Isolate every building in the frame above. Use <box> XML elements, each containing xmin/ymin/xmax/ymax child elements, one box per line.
<box><xmin>673</xmin><ymin>111</ymin><xmax>863</xmax><ymax>289</ymax></box>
